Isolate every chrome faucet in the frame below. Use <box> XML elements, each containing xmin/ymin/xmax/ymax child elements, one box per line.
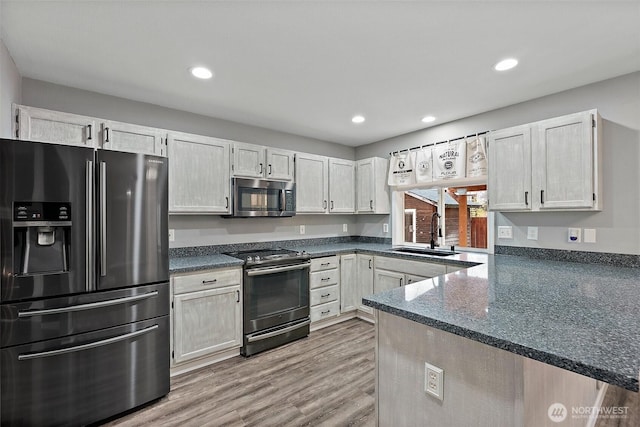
<box><xmin>429</xmin><ymin>212</ymin><xmax>442</xmax><ymax>249</ymax></box>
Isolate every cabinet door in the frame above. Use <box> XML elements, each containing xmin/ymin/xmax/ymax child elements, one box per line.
<box><xmin>329</xmin><ymin>158</ymin><xmax>355</xmax><ymax>213</ymax></box>
<box><xmin>374</xmin><ymin>269</ymin><xmax>404</xmax><ymax>294</ymax></box>
<box><xmin>15</xmin><ymin>105</ymin><xmax>96</xmax><ymax>147</ymax></box>
<box><xmin>357</xmin><ymin>254</ymin><xmax>374</xmax><ymax>314</ymax></box>
<box><xmin>232</xmin><ymin>142</ymin><xmax>265</xmax><ymax>178</ymax></box>
<box><xmin>356</xmin><ymin>159</ymin><xmax>374</xmax><ymax>213</ymax></box>
<box><xmin>167</xmin><ymin>132</ymin><xmax>231</xmax><ymax>214</ymax></box>
<box><xmin>173</xmin><ymin>285</ymin><xmax>241</xmax><ymax>364</ymax></box>
<box><xmin>340</xmin><ymin>254</ymin><xmax>357</xmax><ymax>313</ymax></box>
<box><xmin>266</xmin><ymin>148</ymin><xmax>295</xmax><ymax>181</ymax></box>
<box><xmin>295</xmin><ymin>153</ymin><xmax>329</xmax><ymax>213</ymax></box>
<box><xmin>488</xmin><ymin>125</ymin><xmax>532</xmax><ymax>211</ymax></box>
<box><xmin>405</xmin><ymin>274</ymin><xmax>428</xmax><ymax>285</ymax></box>
<box><xmin>534</xmin><ymin>111</ymin><xmax>594</xmax><ymax>209</ymax></box>
<box><xmin>101</xmin><ymin>120</ymin><xmax>165</xmax><ymax>156</ymax></box>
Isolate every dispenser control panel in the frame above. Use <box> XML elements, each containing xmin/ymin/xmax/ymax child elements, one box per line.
<box><xmin>14</xmin><ymin>202</ymin><xmax>72</xmax><ymax>222</ymax></box>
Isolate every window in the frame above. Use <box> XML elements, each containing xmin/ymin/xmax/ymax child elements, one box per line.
<box><xmin>398</xmin><ymin>185</ymin><xmax>489</xmax><ymax>250</ymax></box>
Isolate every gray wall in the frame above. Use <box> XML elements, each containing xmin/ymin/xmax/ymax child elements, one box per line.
<box><xmin>0</xmin><ymin>38</ymin><xmax>22</xmax><ymax>138</ymax></box>
<box><xmin>357</xmin><ymin>72</ymin><xmax>640</xmax><ymax>254</ymax></box>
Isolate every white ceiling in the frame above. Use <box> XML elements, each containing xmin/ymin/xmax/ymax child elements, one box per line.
<box><xmin>2</xmin><ymin>1</ymin><xmax>639</xmax><ymax>147</ymax></box>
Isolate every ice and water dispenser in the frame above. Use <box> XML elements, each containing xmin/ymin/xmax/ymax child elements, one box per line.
<box><xmin>13</xmin><ymin>202</ymin><xmax>72</xmax><ymax>275</ymax></box>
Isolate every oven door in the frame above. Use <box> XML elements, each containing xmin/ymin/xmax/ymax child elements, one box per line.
<box><xmin>244</xmin><ymin>261</ymin><xmax>310</xmax><ymax>333</ymax></box>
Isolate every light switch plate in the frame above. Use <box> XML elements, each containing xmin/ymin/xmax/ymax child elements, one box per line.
<box><xmin>299</xmin><ymin>225</ymin><xmax>305</xmax><ymax>235</ymax></box>
<box><xmin>527</xmin><ymin>227</ymin><xmax>538</xmax><ymax>240</ymax></box>
<box><xmin>584</xmin><ymin>228</ymin><xmax>596</xmax><ymax>243</ymax></box>
<box><xmin>343</xmin><ymin>223</ymin><xmax>348</xmax><ymax>232</ymax></box>
<box><xmin>383</xmin><ymin>223</ymin><xmax>389</xmax><ymax>233</ymax></box>
<box><xmin>168</xmin><ymin>229</ymin><xmax>175</xmax><ymax>242</ymax></box>
<box><xmin>497</xmin><ymin>226</ymin><xmax>513</xmax><ymax>239</ymax></box>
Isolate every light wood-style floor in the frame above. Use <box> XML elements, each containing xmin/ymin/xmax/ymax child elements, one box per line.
<box><xmin>103</xmin><ymin>319</ymin><xmax>376</xmax><ymax>427</ymax></box>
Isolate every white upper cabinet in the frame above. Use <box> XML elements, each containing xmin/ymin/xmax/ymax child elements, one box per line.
<box><xmin>533</xmin><ymin>111</ymin><xmax>599</xmax><ymax>210</ymax></box>
<box><xmin>329</xmin><ymin>158</ymin><xmax>355</xmax><ymax>213</ymax></box>
<box><xmin>356</xmin><ymin>157</ymin><xmax>390</xmax><ymax>214</ymax></box>
<box><xmin>488</xmin><ymin>110</ymin><xmax>601</xmax><ymax>212</ymax></box>
<box><xmin>14</xmin><ymin>104</ymin><xmax>97</xmax><ymax>147</ymax></box>
<box><xmin>167</xmin><ymin>132</ymin><xmax>231</xmax><ymax>214</ymax></box>
<box><xmin>295</xmin><ymin>152</ymin><xmax>329</xmax><ymax>213</ymax></box>
<box><xmin>488</xmin><ymin>125</ymin><xmax>532</xmax><ymax>211</ymax></box>
<box><xmin>232</xmin><ymin>142</ymin><xmax>294</xmax><ymax>180</ymax></box>
<box><xmin>101</xmin><ymin>120</ymin><xmax>165</xmax><ymax>156</ymax></box>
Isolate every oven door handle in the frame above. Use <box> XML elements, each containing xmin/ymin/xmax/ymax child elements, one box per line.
<box><xmin>246</xmin><ymin>319</ymin><xmax>311</xmax><ymax>343</ymax></box>
<box><xmin>246</xmin><ymin>262</ymin><xmax>311</xmax><ymax>276</ymax></box>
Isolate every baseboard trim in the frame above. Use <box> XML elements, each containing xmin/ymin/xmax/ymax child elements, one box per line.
<box><xmin>170</xmin><ymin>347</ymin><xmax>240</xmax><ymax>377</ymax></box>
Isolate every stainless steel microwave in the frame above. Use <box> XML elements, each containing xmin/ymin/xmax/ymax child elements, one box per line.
<box><xmin>227</xmin><ymin>178</ymin><xmax>296</xmax><ymax>217</ymax></box>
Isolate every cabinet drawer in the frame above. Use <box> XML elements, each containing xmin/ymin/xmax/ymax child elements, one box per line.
<box><xmin>374</xmin><ymin>256</ymin><xmax>446</xmax><ymax>278</ymax></box>
<box><xmin>172</xmin><ymin>267</ymin><xmax>242</xmax><ymax>295</ymax></box>
<box><xmin>310</xmin><ymin>269</ymin><xmax>339</xmax><ymax>289</ymax></box>
<box><xmin>310</xmin><ymin>256</ymin><xmax>339</xmax><ymax>272</ymax></box>
<box><xmin>310</xmin><ymin>301</ymin><xmax>340</xmax><ymax>322</ymax></box>
<box><xmin>310</xmin><ymin>284</ymin><xmax>339</xmax><ymax>306</ymax></box>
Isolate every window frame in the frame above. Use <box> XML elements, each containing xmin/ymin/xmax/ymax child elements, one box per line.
<box><xmin>391</xmin><ymin>187</ymin><xmax>495</xmax><ymax>254</ymax></box>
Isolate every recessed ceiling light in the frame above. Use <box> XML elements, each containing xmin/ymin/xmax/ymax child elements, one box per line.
<box><xmin>494</xmin><ymin>58</ymin><xmax>518</xmax><ymax>71</ymax></box>
<box><xmin>352</xmin><ymin>115</ymin><xmax>365</xmax><ymax>124</ymax></box>
<box><xmin>190</xmin><ymin>66</ymin><xmax>213</xmax><ymax>79</ymax></box>
<box><xmin>421</xmin><ymin>115</ymin><xmax>436</xmax><ymax>123</ymax></box>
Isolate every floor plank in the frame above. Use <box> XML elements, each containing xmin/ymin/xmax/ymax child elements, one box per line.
<box><xmin>103</xmin><ymin>319</ymin><xmax>375</xmax><ymax>427</ymax></box>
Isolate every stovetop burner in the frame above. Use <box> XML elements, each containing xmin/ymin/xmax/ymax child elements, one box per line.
<box><xmin>226</xmin><ymin>248</ymin><xmax>310</xmax><ymax>266</ymax></box>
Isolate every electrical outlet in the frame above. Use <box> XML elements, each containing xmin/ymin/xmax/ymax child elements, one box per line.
<box><xmin>168</xmin><ymin>229</ymin><xmax>175</xmax><ymax>242</ymax></box>
<box><xmin>568</xmin><ymin>228</ymin><xmax>581</xmax><ymax>243</ymax></box>
<box><xmin>497</xmin><ymin>226</ymin><xmax>513</xmax><ymax>239</ymax></box>
<box><xmin>527</xmin><ymin>227</ymin><xmax>538</xmax><ymax>240</ymax></box>
<box><xmin>299</xmin><ymin>225</ymin><xmax>305</xmax><ymax>235</ymax></box>
<box><xmin>424</xmin><ymin>362</ymin><xmax>444</xmax><ymax>401</ymax></box>
<box><xmin>343</xmin><ymin>223</ymin><xmax>348</xmax><ymax>232</ymax></box>
<box><xmin>383</xmin><ymin>223</ymin><xmax>389</xmax><ymax>233</ymax></box>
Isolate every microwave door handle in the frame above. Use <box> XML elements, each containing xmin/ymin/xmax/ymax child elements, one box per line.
<box><xmin>280</xmin><ymin>189</ymin><xmax>286</xmax><ymax>212</ymax></box>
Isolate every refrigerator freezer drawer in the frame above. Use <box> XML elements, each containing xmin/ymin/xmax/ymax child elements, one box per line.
<box><xmin>1</xmin><ymin>316</ymin><xmax>170</xmax><ymax>426</ymax></box>
<box><xmin>1</xmin><ymin>282</ymin><xmax>169</xmax><ymax>347</ymax></box>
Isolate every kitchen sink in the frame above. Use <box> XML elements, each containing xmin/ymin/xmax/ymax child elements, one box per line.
<box><xmin>392</xmin><ymin>247</ymin><xmax>458</xmax><ymax>257</ymax></box>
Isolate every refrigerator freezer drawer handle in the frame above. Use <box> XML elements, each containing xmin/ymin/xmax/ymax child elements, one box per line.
<box><xmin>246</xmin><ymin>319</ymin><xmax>310</xmax><ymax>343</ymax></box>
<box><xmin>100</xmin><ymin>162</ymin><xmax>107</xmax><ymax>277</ymax></box>
<box><xmin>17</xmin><ymin>324</ymin><xmax>158</xmax><ymax>361</ymax></box>
<box><xmin>17</xmin><ymin>291</ymin><xmax>159</xmax><ymax>318</ymax></box>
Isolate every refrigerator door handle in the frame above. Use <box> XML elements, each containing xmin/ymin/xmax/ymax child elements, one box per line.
<box><xmin>99</xmin><ymin>161</ymin><xmax>107</xmax><ymax>277</ymax></box>
<box><xmin>17</xmin><ymin>291</ymin><xmax>159</xmax><ymax>318</ymax></box>
<box><xmin>17</xmin><ymin>324</ymin><xmax>159</xmax><ymax>361</ymax></box>
<box><xmin>86</xmin><ymin>160</ymin><xmax>95</xmax><ymax>291</ymax></box>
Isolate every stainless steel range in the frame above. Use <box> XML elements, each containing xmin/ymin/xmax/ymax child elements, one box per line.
<box><xmin>227</xmin><ymin>248</ymin><xmax>311</xmax><ymax>356</ymax></box>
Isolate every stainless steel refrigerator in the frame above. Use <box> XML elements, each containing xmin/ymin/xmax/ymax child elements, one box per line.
<box><xmin>0</xmin><ymin>139</ymin><xmax>170</xmax><ymax>425</ymax></box>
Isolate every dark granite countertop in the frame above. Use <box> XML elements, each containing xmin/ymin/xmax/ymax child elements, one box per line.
<box><xmin>363</xmin><ymin>254</ymin><xmax>640</xmax><ymax>392</ymax></box>
<box><xmin>169</xmin><ymin>254</ymin><xmax>244</xmax><ymax>273</ymax></box>
<box><xmin>169</xmin><ymin>242</ymin><xmax>483</xmax><ymax>273</ymax></box>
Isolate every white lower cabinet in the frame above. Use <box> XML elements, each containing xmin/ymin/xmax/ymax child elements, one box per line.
<box><xmin>171</xmin><ymin>267</ymin><xmax>242</xmax><ymax>365</ymax></box>
<box><xmin>356</xmin><ymin>254</ymin><xmax>374</xmax><ymax>315</ymax></box>
<box><xmin>373</xmin><ymin>256</ymin><xmax>447</xmax><ymax>294</ymax></box>
<box><xmin>339</xmin><ymin>253</ymin><xmax>357</xmax><ymax>313</ymax></box>
<box><xmin>309</xmin><ymin>256</ymin><xmax>340</xmax><ymax>323</ymax></box>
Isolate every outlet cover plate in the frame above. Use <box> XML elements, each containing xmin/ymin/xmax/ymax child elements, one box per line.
<box><xmin>424</xmin><ymin>362</ymin><xmax>444</xmax><ymax>401</ymax></box>
<box><xmin>383</xmin><ymin>223</ymin><xmax>389</xmax><ymax>233</ymax></box>
<box><xmin>568</xmin><ymin>227</ymin><xmax>581</xmax><ymax>243</ymax></box>
<box><xmin>299</xmin><ymin>225</ymin><xmax>305</xmax><ymax>235</ymax></box>
<box><xmin>527</xmin><ymin>227</ymin><xmax>538</xmax><ymax>240</ymax></box>
<box><xmin>497</xmin><ymin>226</ymin><xmax>513</xmax><ymax>239</ymax></box>
<box><xmin>584</xmin><ymin>228</ymin><xmax>596</xmax><ymax>243</ymax></box>
<box><xmin>343</xmin><ymin>223</ymin><xmax>348</xmax><ymax>232</ymax></box>
<box><xmin>168</xmin><ymin>229</ymin><xmax>175</xmax><ymax>242</ymax></box>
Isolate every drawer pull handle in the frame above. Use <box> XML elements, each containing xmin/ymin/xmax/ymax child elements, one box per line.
<box><xmin>202</xmin><ymin>279</ymin><xmax>217</xmax><ymax>285</ymax></box>
<box><xmin>321</xmin><ymin>277</ymin><xmax>331</xmax><ymax>281</ymax></box>
<box><xmin>321</xmin><ymin>310</ymin><xmax>331</xmax><ymax>315</ymax></box>
<box><xmin>320</xmin><ymin>293</ymin><xmax>331</xmax><ymax>298</ymax></box>
<box><xmin>320</xmin><ymin>263</ymin><xmax>330</xmax><ymax>266</ymax></box>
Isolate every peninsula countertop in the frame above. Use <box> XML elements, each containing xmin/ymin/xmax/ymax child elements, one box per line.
<box><xmin>363</xmin><ymin>254</ymin><xmax>640</xmax><ymax>392</ymax></box>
